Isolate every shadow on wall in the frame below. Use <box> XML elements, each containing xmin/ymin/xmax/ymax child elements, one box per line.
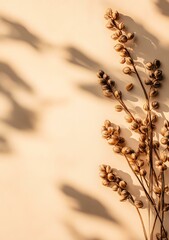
<box><xmin>0</xmin><ymin>14</ymin><xmax>53</xmax><ymax>51</ymax></box>
<box><xmin>0</xmin><ymin>14</ymin><xmax>53</xmax><ymax>154</ymax></box>
<box><xmin>155</xmin><ymin>0</ymin><xmax>169</xmax><ymax>17</ymax></box>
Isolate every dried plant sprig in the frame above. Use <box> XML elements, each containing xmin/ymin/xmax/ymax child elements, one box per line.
<box><xmin>97</xmin><ymin>8</ymin><xmax>169</xmax><ymax>240</ymax></box>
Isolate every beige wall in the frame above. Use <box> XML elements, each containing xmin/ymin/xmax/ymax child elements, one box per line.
<box><xmin>0</xmin><ymin>0</ymin><xmax>169</xmax><ymax>239</ymax></box>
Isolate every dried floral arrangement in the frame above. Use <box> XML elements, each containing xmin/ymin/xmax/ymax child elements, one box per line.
<box><xmin>97</xmin><ymin>8</ymin><xmax>169</xmax><ymax>240</ymax></box>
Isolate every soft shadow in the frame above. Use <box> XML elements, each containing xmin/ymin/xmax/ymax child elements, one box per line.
<box><xmin>0</xmin><ymin>136</ymin><xmax>11</xmax><ymax>153</ymax></box>
<box><xmin>65</xmin><ymin>222</ymin><xmax>102</xmax><ymax>240</ymax></box>
<box><xmin>77</xmin><ymin>83</ymin><xmax>104</xmax><ymax>99</ymax></box>
<box><xmin>60</xmin><ymin>184</ymin><xmax>118</xmax><ymax>223</ymax></box>
<box><xmin>0</xmin><ymin>15</ymin><xmax>52</xmax><ymax>51</ymax></box>
<box><xmin>155</xmin><ymin>0</ymin><xmax>169</xmax><ymax>17</ymax></box>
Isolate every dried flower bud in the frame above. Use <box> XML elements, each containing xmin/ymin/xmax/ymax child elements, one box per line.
<box><xmin>102</xmin><ymin>179</ymin><xmax>109</xmax><ymax>186</ymax></box>
<box><xmin>126</xmin><ymin>83</ymin><xmax>134</xmax><ymax>91</ymax></box>
<box><xmin>107</xmin><ymin>173</ymin><xmax>116</xmax><ymax>181</ymax></box>
<box><xmin>112</xmin><ymin>11</ymin><xmax>119</xmax><ymax>20</ymax></box>
<box><xmin>153</xmin><ymin>59</ymin><xmax>161</xmax><ymax>69</ymax></box>
<box><xmin>103</xmin><ymin>73</ymin><xmax>109</xmax><ymax>80</ymax></box>
<box><xmin>154</xmin><ymin>69</ymin><xmax>162</xmax><ymax>78</ymax></box>
<box><xmin>118</xmin><ymin>22</ymin><xmax>125</xmax><ymax>30</ymax></box>
<box><xmin>125</xmin><ymin>115</ymin><xmax>133</xmax><ymax>123</ymax></box>
<box><xmin>119</xmin><ymin>180</ymin><xmax>127</xmax><ymax>189</ymax></box>
<box><xmin>140</xmin><ymin>169</ymin><xmax>147</xmax><ymax>176</ymax></box>
<box><xmin>140</xmin><ymin>126</ymin><xmax>148</xmax><ymax>133</ymax></box>
<box><xmin>139</xmin><ymin>134</ymin><xmax>146</xmax><ymax>142</ymax></box>
<box><xmin>144</xmin><ymin>78</ymin><xmax>153</xmax><ymax>85</ymax></box>
<box><xmin>118</xmin><ymin>35</ymin><xmax>128</xmax><ymax>43</ymax></box>
<box><xmin>106</xmin><ymin>165</ymin><xmax>112</xmax><ymax>173</ymax></box>
<box><xmin>159</xmin><ymin>164</ymin><xmax>167</xmax><ymax>171</ymax></box>
<box><xmin>107</xmin><ymin>79</ymin><xmax>115</xmax><ymax>87</ymax></box>
<box><xmin>103</xmin><ymin>90</ymin><xmax>113</xmax><ymax>97</ymax></box>
<box><xmin>151</xmin><ymin>101</ymin><xmax>159</xmax><ymax>109</ymax></box>
<box><xmin>123</xmin><ymin>67</ymin><xmax>132</xmax><ymax>74</ymax></box>
<box><xmin>119</xmin><ymin>194</ymin><xmax>128</xmax><ymax>201</ymax></box>
<box><xmin>130</xmin><ymin>122</ymin><xmax>139</xmax><ymax>130</ymax></box>
<box><xmin>164</xmin><ymin>131</ymin><xmax>169</xmax><ymax>138</ymax></box>
<box><xmin>120</xmin><ymin>49</ymin><xmax>128</xmax><ymax>57</ymax></box>
<box><xmin>113</xmin><ymin>146</ymin><xmax>122</xmax><ymax>153</ymax></box>
<box><xmin>126</xmin><ymin>57</ymin><xmax>133</xmax><ymax>65</ymax></box>
<box><xmin>97</xmin><ymin>70</ymin><xmax>104</xmax><ymax>78</ymax></box>
<box><xmin>155</xmin><ymin>160</ymin><xmax>163</xmax><ymax>166</ymax></box>
<box><xmin>153</xmin><ymin>141</ymin><xmax>160</xmax><ymax>149</ymax></box>
<box><xmin>153</xmin><ymin>80</ymin><xmax>161</xmax><ymax>88</ymax></box>
<box><xmin>151</xmin><ymin>113</ymin><xmax>158</xmax><ymax>123</ymax></box>
<box><xmin>150</xmin><ymin>88</ymin><xmax>158</xmax><ymax>97</ymax></box>
<box><xmin>115</xmin><ymin>105</ymin><xmax>123</xmax><ymax>112</ymax></box>
<box><xmin>161</xmin><ymin>126</ymin><xmax>167</xmax><ymax>136</ymax></box>
<box><xmin>137</xmin><ymin>160</ymin><xmax>144</xmax><ymax>167</ymax></box>
<box><xmin>108</xmin><ymin>138</ymin><xmax>117</xmax><ymax>145</ymax></box>
<box><xmin>99</xmin><ymin>171</ymin><xmax>107</xmax><ymax>178</ymax></box>
<box><xmin>149</xmin><ymin>72</ymin><xmax>155</xmax><ymax>79</ymax></box>
<box><xmin>127</xmin><ymin>32</ymin><xmax>134</xmax><ymax>40</ymax></box>
<box><xmin>112</xmin><ymin>184</ymin><xmax>118</xmax><ymax>191</ymax></box>
<box><xmin>154</xmin><ymin>186</ymin><xmax>161</xmax><ymax>194</ymax></box>
<box><xmin>106</xmin><ymin>20</ymin><xmax>114</xmax><ymax>29</ymax></box>
<box><xmin>134</xmin><ymin>200</ymin><xmax>143</xmax><ymax>208</ymax></box>
<box><xmin>114</xmin><ymin>90</ymin><xmax>122</xmax><ymax>99</ymax></box>
<box><xmin>143</xmin><ymin>102</ymin><xmax>149</xmax><ymax>111</ymax></box>
<box><xmin>120</xmin><ymin>58</ymin><xmax>126</xmax><ymax>64</ymax></box>
<box><xmin>105</xmin><ymin>8</ymin><xmax>112</xmax><ymax>16</ymax></box>
<box><xmin>114</xmin><ymin>44</ymin><xmax>124</xmax><ymax>52</ymax></box>
<box><xmin>145</xmin><ymin>62</ymin><xmax>153</xmax><ymax>70</ymax></box>
<box><xmin>161</xmin><ymin>137</ymin><xmax>168</xmax><ymax>145</ymax></box>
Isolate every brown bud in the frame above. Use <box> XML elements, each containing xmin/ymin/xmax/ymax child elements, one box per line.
<box><xmin>140</xmin><ymin>126</ymin><xmax>148</xmax><ymax>133</ymax></box>
<box><xmin>102</xmin><ymin>179</ymin><xmax>109</xmax><ymax>186</ymax></box>
<box><xmin>151</xmin><ymin>101</ymin><xmax>159</xmax><ymax>109</ymax></box>
<box><xmin>140</xmin><ymin>169</ymin><xmax>147</xmax><ymax>176</ymax></box>
<box><xmin>118</xmin><ymin>22</ymin><xmax>125</xmax><ymax>30</ymax></box>
<box><xmin>145</xmin><ymin>62</ymin><xmax>153</xmax><ymax>70</ymax></box>
<box><xmin>143</xmin><ymin>102</ymin><xmax>149</xmax><ymax>111</ymax></box>
<box><xmin>134</xmin><ymin>200</ymin><xmax>143</xmax><ymax>208</ymax></box>
<box><xmin>113</xmin><ymin>146</ymin><xmax>122</xmax><ymax>153</ymax></box>
<box><xmin>130</xmin><ymin>122</ymin><xmax>139</xmax><ymax>130</ymax></box>
<box><xmin>153</xmin><ymin>80</ymin><xmax>161</xmax><ymax>88</ymax></box>
<box><xmin>150</xmin><ymin>88</ymin><xmax>158</xmax><ymax>97</ymax></box>
<box><xmin>120</xmin><ymin>58</ymin><xmax>126</xmax><ymax>64</ymax></box>
<box><xmin>126</xmin><ymin>57</ymin><xmax>133</xmax><ymax>65</ymax></box>
<box><xmin>115</xmin><ymin>105</ymin><xmax>123</xmax><ymax>112</ymax></box>
<box><xmin>118</xmin><ymin>35</ymin><xmax>128</xmax><ymax>43</ymax></box>
<box><xmin>97</xmin><ymin>70</ymin><xmax>104</xmax><ymax>78</ymax></box>
<box><xmin>103</xmin><ymin>73</ymin><xmax>109</xmax><ymax>80</ymax></box>
<box><xmin>137</xmin><ymin>160</ymin><xmax>144</xmax><ymax>167</ymax></box>
<box><xmin>161</xmin><ymin>137</ymin><xmax>168</xmax><ymax>145</ymax></box>
<box><xmin>114</xmin><ymin>44</ymin><xmax>124</xmax><ymax>52</ymax></box>
<box><xmin>153</xmin><ymin>141</ymin><xmax>160</xmax><ymax>149</ymax></box>
<box><xmin>126</xmin><ymin>83</ymin><xmax>134</xmax><ymax>91</ymax></box>
<box><xmin>161</xmin><ymin>126</ymin><xmax>167</xmax><ymax>136</ymax></box>
<box><xmin>114</xmin><ymin>90</ymin><xmax>122</xmax><ymax>99</ymax></box>
<box><xmin>107</xmin><ymin>173</ymin><xmax>116</xmax><ymax>181</ymax></box>
<box><xmin>106</xmin><ymin>165</ymin><xmax>112</xmax><ymax>173</ymax></box>
<box><xmin>123</xmin><ymin>67</ymin><xmax>132</xmax><ymax>74</ymax></box>
<box><xmin>139</xmin><ymin>134</ymin><xmax>146</xmax><ymax>142</ymax></box>
<box><xmin>164</xmin><ymin>120</ymin><xmax>169</xmax><ymax>128</ymax></box>
<box><xmin>125</xmin><ymin>115</ymin><xmax>133</xmax><ymax>123</ymax></box>
<box><xmin>144</xmin><ymin>78</ymin><xmax>153</xmax><ymax>85</ymax></box>
<box><xmin>105</xmin><ymin>8</ymin><xmax>112</xmax><ymax>16</ymax></box>
<box><xmin>154</xmin><ymin>186</ymin><xmax>161</xmax><ymax>194</ymax></box>
<box><xmin>112</xmin><ymin>184</ymin><xmax>118</xmax><ymax>191</ymax></box>
<box><xmin>152</xmin><ymin>113</ymin><xmax>158</xmax><ymax>123</ymax></box>
<box><xmin>99</xmin><ymin>171</ymin><xmax>107</xmax><ymax>178</ymax></box>
<box><xmin>106</xmin><ymin>20</ymin><xmax>114</xmax><ymax>29</ymax></box>
<box><xmin>120</xmin><ymin>49</ymin><xmax>128</xmax><ymax>57</ymax></box>
<box><xmin>154</xmin><ymin>69</ymin><xmax>162</xmax><ymax>78</ymax></box>
<box><xmin>119</xmin><ymin>180</ymin><xmax>127</xmax><ymax>189</ymax></box>
<box><xmin>119</xmin><ymin>194</ymin><xmax>128</xmax><ymax>201</ymax></box>
<box><xmin>103</xmin><ymin>90</ymin><xmax>113</xmax><ymax>97</ymax></box>
<box><xmin>153</xmin><ymin>59</ymin><xmax>161</xmax><ymax>69</ymax></box>
<box><xmin>112</xmin><ymin>11</ymin><xmax>119</xmax><ymax>20</ymax></box>
<box><xmin>127</xmin><ymin>32</ymin><xmax>134</xmax><ymax>40</ymax></box>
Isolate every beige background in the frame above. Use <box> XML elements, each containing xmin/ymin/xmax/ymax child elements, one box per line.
<box><xmin>0</xmin><ymin>0</ymin><xmax>169</xmax><ymax>239</ymax></box>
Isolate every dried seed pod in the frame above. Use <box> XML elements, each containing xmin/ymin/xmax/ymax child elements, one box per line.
<box><xmin>164</xmin><ymin>120</ymin><xmax>169</xmax><ymax>128</ymax></box>
<box><xmin>127</xmin><ymin>32</ymin><xmax>134</xmax><ymax>40</ymax></box>
<box><xmin>160</xmin><ymin>153</ymin><xmax>167</xmax><ymax>162</ymax></box>
<box><xmin>161</xmin><ymin>126</ymin><xmax>167</xmax><ymax>136</ymax></box>
<box><xmin>102</xmin><ymin>179</ymin><xmax>109</xmax><ymax>186</ymax></box>
<box><xmin>106</xmin><ymin>165</ymin><xmax>112</xmax><ymax>173</ymax></box>
<box><xmin>161</xmin><ymin>137</ymin><xmax>168</xmax><ymax>145</ymax></box>
<box><xmin>123</xmin><ymin>67</ymin><xmax>132</xmax><ymax>74</ymax></box>
<box><xmin>154</xmin><ymin>186</ymin><xmax>161</xmax><ymax>194</ymax></box>
<box><xmin>158</xmin><ymin>164</ymin><xmax>167</xmax><ymax>171</ymax></box>
<box><xmin>106</xmin><ymin>21</ymin><xmax>114</xmax><ymax>29</ymax></box>
<box><xmin>131</xmin><ymin>152</ymin><xmax>138</xmax><ymax>160</ymax></box>
<box><xmin>154</xmin><ymin>69</ymin><xmax>162</xmax><ymax>78</ymax></box>
<box><xmin>118</xmin><ymin>137</ymin><xmax>125</xmax><ymax>144</ymax></box>
<box><xmin>140</xmin><ymin>169</ymin><xmax>147</xmax><ymax>176</ymax></box>
<box><xmin>130</xmin><ymin>122</ymin><xmax>139</xmax><ymax>130</ymax></box>
<box><xmin>151</xmin><ymin>113</ymin><xmax>158</xmax><ymax>123</ymax></box>
<box><xmin>121</xmin><ymin>189</ymin><xmax>128</xmax><ymax>196</ymax></box>
<box><xmin>119</xmin><ymin>194</ymin><xmax>128</xmax><ymax>201</ymax></box>
<box><xmin>99</xmin><ymin>171</ymin><xmax>107</xmax><ymax>178</ymax></box>
<box><xmin>105</xmin><ymin>8</ymin><xmax>112</xmax><ymax>16</ymax></box>
<box><xmin>149</xmin><ymin>72</ymin><xmax>155</xmax><ymax>79</ymax></box>
<box><xmin>99</xmin><ymin>164</ymin><xmax>106</xmax><ymax>171</ymax></box>
<box><xmin>163</xmin><ymin>204</ymin><xmax>169</xmax><ymax>212</ymax></box>
<box><xmin>126</xmin><ymin>57</ymin><xmax>133</xmax><ymax>65</ymax></box>
<box><xmin>113</xmin><ymin>146</ymin><xmax>122</xmax><ymax>153</ymax></box>
<box><xmin>107</xmin><ymin>138</ymin><xmax>117</xmax><ymax>145</ymax></box>
<box><xmin>115</xmin><ymin>105</ymin><xmax>123</xmax><ymax>112</ymax></box>
<box><xmin>153</xmin><ymin>80</ymin><xmax>161</xmax><ymax>88</ymax></box>
<box><xmin>107</xmin><ymin>79</ymin><xmax>115</xmax><ymax>87</ymax></box>
<box><xmin>150</xmin><ymin>88</ymin><xmax>158</xmax><ymax>97</ymax></box>
<box><xmin>139</xmin><ymin>134</ymin><xmax>146</xmax><ymax>142</ymax></box>
<box><xmin>112</xmin><ymin>184</ymin><xmax>118</xmax><ymax>191</ymax></box>
<box><xmin>120</xmin><ymin>49</ymin><xmax>128</xmax><ymax>57</ymax></box>
<box><xmin>143</xmin><ymin>102</ymin><xmax>149</xmax><ymax>111</ymax></box>
<box><xmin>120</xmin><ymin>57</ymin><xmax>126</xmax><ymax>64</ymax></box>
<box><xmin>118</xmin><ymin>35</ymin><xmax>128</xmax><ymax>43</ymax></box>
<box><xmin>97</xmin><ymin>70</ymin><xmax>104</xmax><ymax>78</ymax></box>
<box><xmin>145</xmin><ymin>62</ymin><xmax>153</xmax><ymax>70</ymax></box>
<box><xmin>144</xmin><ymin>78</ymin><xmax>153</xmax><ymax>85</ymax></box>
<box><xmin>112</xmin><ymin>11</ymin><xmax>119</xmax><ymax>20</ymax></box>
<box><xmin>153</xmin><ymin>59</ymin><xmax>161</xmax><ymax>69</ymax></box>
<box><xmin>134</xmin><ymin>200</ymin><xmax>143</xmax><ymax>208</ymax></box>
<box><xmin>137</xmin><ymin>160</ymin><xmax>144</xmax><ymax>167</ymax></box>
<box><xmin>126</xmin><ymin>83</ymin><xmax>134</xmax><ymax>91</ymax></box>
<box><xmin>151</xmin><ymin>101</ymin><xmax>159</xmax><ymax>109</ymax></box>
<box><xmin>103</xmin><ymin>73</ymin><xmax>109</xmax><ymax>80</ymax></box>
<box><xmin>119</xmin><ymin>180</ymin><xmax>127</xmax><ymax>189</ymax></box>
<box><xmin>125</xmin><ymin>115</ymin><xmax>133</xmax><ymax>123</ymax></box>
<box><xmin>155</xmin><ymin>160</ymin><xmax>163</xmax><ymax>166</ymax></box>
<box><xmin>103</xmin><ymin>90</ymin><xmax>113</xmax><ymax>97</ymax></box>
<box><xmin>132</xmin><ymin>165</ymin><xmax>140</xmax><ymax>173</ymax></box>
<box><xmin>114</xmin><ymin>44</ymin><xmax>124</xmax><ymax>52</ymax></box>
<box><xmin>107</xmin><ymin>173</ymin><xmax>116</xmax><ymax>181</ymax></box>
<box><xmin>114</xmin><ymin>90</ymin><xmax>122</xmax><ymax>99</ymax></box>
<box><xmin>140</xmin><ymin>126</ymin><xmax>148</xmax><ymax>133</ymax></box>
<box><xmin>164</xmin><ymin>131</ymin><xmax>169</xmax><ymax>137</ymax></box>
<box><xmin>118</xmin><ymin>22</ymin><xmax>125</xmax><ymax>30</ymax></box>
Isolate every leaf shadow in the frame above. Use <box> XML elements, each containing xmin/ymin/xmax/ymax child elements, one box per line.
<box><xmin>155</xmin><ymin>0</ymin><xmax>169</xmax><ymax>17</ymax></box>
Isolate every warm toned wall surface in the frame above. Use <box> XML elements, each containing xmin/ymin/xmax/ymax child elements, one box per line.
<box><xmin>0</xmin><ymin>0</ymin><xmax>169</xmax><ymax>240</ymax></box>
